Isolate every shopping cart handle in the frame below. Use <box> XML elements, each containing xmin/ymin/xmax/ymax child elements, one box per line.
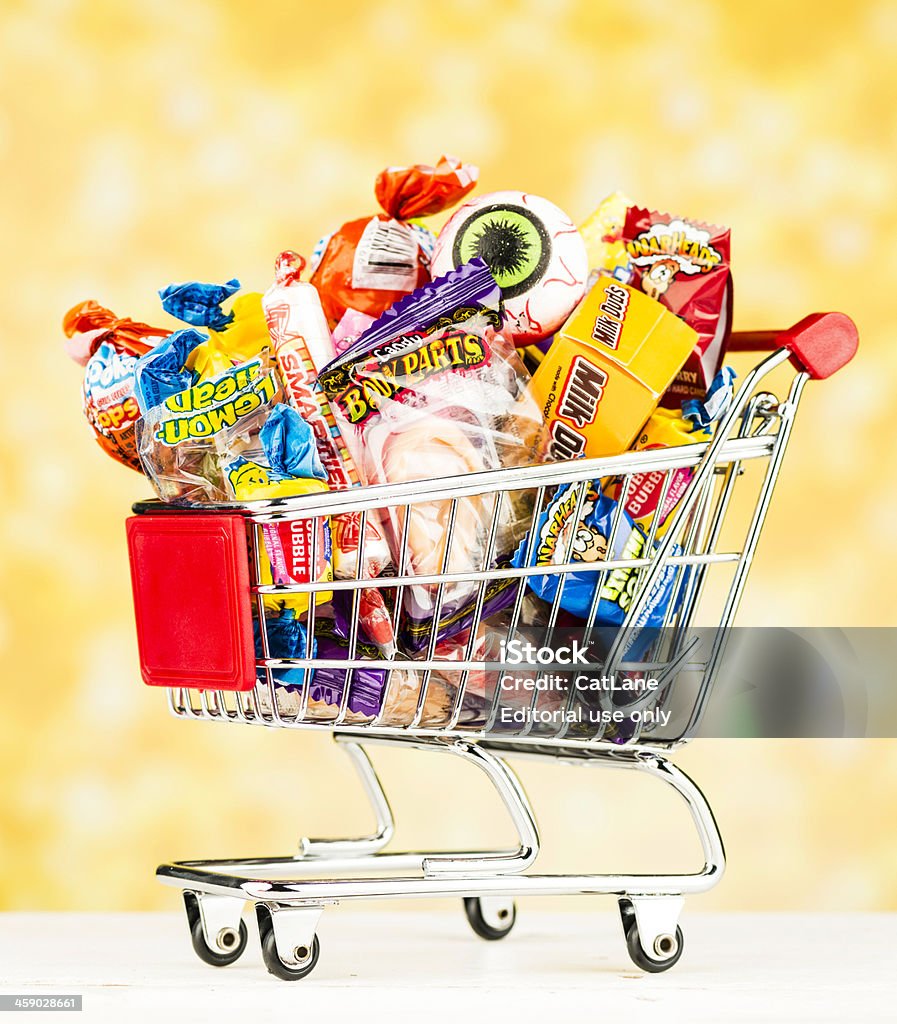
<box><xmin>727</xmin><ymin>312</ymin><xmax>858</xmax><ymax>379</ymax></box>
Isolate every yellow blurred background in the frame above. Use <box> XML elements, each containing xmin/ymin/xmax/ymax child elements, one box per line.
<box><xmin>2</xmin><ymin>0</ymin><xmax>896</xmax><ymax>913</ymax></box>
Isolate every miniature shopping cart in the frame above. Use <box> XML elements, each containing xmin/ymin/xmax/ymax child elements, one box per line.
<box><xmin>126</xmin><ymin>314</ymin><xmax>856</xmax><ymax>980</ymax></box>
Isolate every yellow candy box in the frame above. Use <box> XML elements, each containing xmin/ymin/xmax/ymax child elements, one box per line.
<box><xmin>528</xmin><ymin>278</ymin><xmax>697</xmax><ymax>460</ymax></box>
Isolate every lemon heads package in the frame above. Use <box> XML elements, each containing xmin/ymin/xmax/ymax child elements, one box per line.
<box><xmin>134</xmin><ymin>326</ymin><xmax>325</xmax><ymax>503</ymax></box>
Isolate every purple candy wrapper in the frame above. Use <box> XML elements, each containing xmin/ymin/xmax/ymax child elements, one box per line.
<box><xmin>321</xmin><ymin>257</ymin><xmax>501</xmax><ymax>374</ymax></box>
<box><xmin>308</xmin><ymin>630</ymin><xmax>389</xmax><ymax>717</ymax></box>
<box><xmin>399</xmin><ymin>566</ymin><xmax>519</xmax><ymax>653</ymax></box>
<box><xmin>307</xmin><ymin>595</ymin><xmax>389</xmax><ymax>716</ymax></box>
<box><xmin>264</xmin><ymin>593</ymin><xmax>392</xmax><ymax>717</ymax></box>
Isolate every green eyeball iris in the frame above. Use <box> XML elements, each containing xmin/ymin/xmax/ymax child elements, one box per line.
<box><xmin>452</xmin><ymin>204</ymin><xmax>551</xmax><ymax>300</ymax></box>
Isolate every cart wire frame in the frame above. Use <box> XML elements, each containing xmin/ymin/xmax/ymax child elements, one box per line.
<box><xmin>131</xmin><ymin>327</ymin><xmax>853</xmax><ymax>979</ymax></box>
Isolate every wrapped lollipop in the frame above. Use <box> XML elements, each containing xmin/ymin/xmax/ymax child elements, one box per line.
<box><xmin>63</xmin><ymin>300</ymin><xmax>169</xmax><ymax>473</ymax></box>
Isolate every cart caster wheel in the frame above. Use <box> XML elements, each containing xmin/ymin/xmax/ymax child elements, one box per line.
<box><xmin>259</xmin><ymin>928</ymin><xmax>320</xmax><ymax>981</ymax></box>
<box><xmin>463</xmin><ymin>897</ymin><xmax>516</xmax><ymax>941</ymax></box>
<box><xmin>184</xmin><ymin>895</ymin><xmax>248</xmax><ymax>968</ymax></box>
<box><xmin>256</xmin><ymin>908</ymin><xmax>320</xmax><ymax>981</ymax></box>
<box><xmin>620</xmin><ymin>901</ymin><xmax>683</xmax><ymax>973</ymax></box>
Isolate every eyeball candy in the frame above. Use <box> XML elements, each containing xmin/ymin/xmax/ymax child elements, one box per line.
<box><xmin>430</xmin><ymin>190</ymin><xmax>588</xmax><ymax>345</ymax></box>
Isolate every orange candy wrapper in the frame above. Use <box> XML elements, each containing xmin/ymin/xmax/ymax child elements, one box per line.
<box><xmin>309</xmin><ymin>155</ymin><xmax>478</xmax><ymax>328</ymax></box>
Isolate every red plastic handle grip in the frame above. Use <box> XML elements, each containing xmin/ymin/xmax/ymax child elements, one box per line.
<box><xmin>727</xmin><ymin>312</ymin><xmax>858</xmax><ymax>379</ymax></box>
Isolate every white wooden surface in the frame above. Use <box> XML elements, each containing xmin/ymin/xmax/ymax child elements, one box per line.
<box><xmin>0</xmin><ymin>911</ymin><xmax>893</xmax><ymax>1022</ymax></box>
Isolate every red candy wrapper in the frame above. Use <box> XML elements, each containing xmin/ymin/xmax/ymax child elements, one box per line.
<box><xmin>622</xmin><ymin>208</ymin><xmax>732</xmax><ymax>407</ymax></box>
<box><xmin>359</xmin><ymin>588</ymin><xmax>396</xmax><ymax>656</ymax></box>
<box><xmin>63</xmin><ymin>300</ymin><xmax>166</xmax><ymax>366</ymax></box>
<box><xmin>63</xmin><ymin>300</ymin><xmax>169</xmax><ymax>472</ymax></box>
<box><xmin>310</xmin><ymin>155</ymin><xmax>478</xmax><ymax>328</ymax></box>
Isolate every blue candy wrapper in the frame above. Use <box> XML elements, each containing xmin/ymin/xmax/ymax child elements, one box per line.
<box><xmin>254</xmin><ymin>609</ymin><xmax>313</xmax><ymax>689</ymax></box>
<box><xmin>260</xmin><ymin>405</ymin><xmax>327</xmax><ymax>482</ymax></box>
<box><xmin>133</xmin><ymin>328</ymin><xmax>206</xmax><ymax>414</ymax></box>
<box><xmin>682</xmin><ymin>366</ymin><xmax>736</xmax><ymax>431</ymax></box>
<box><xmin>159</xmin><ymin>278</ymin><xmax>240</xmax><ymax>331</ymax></box>
<box><xmin>223</xmin><ymin>404</ymin><xmax>328</xmax><ymax>500</ymax></box>
<box><xmin>511</xmin><ymin>483</ymin><xmax>679</xmax><ymax>630</ymax></box>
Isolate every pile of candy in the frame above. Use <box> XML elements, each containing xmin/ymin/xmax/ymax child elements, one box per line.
<box><xmin>65</xmin><ymin>156</ymin><xmax>736</xmax><ymax>725</ymax></box>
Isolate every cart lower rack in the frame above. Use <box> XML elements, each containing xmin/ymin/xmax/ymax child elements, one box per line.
<box><xmin>127</xmin><ymin>315</ymin><xmax>856</xmax><ymax>980</ymax></box>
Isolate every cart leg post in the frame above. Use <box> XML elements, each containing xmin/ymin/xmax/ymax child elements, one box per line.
<box><xmin>297</xmin><ymin>739</ymin><xmax>396</xmax><ymax>859</ymax></box>
<box><xmin>631</xmin><ymin>751</ymin><xmax>726</xmax><ymax>886</ymax></box>
<box><xmin>611</xmin><ymin>751</ymin><xmax>723</xmax><ymax>972</ymax></box>
<box><xmin>422</xmin><ymin>739</ymin><xmax>541</xmax><ymax>877</ymax></box>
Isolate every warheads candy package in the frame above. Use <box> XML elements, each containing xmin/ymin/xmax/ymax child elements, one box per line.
<box><xmin>512</xmin><ymin>483</ymin><xmax>679</xmax><ymax>630</ymax></box>
<box><xmin>622</xmin><ymin>208</ymin><xmax>732</xmax><ymax>407</ymax></box>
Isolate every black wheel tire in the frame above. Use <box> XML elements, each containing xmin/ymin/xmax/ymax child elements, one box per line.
<box><xmin>184</xmin><ymin>893</ymin><xmax>248</xmax><ymax>967</ymax></box>
<box><xmin>620</xmin><ymin>901</ymin><xmax>683</xmax><ymax>973</ymax></box>
<box><xmin>256</xmin><ymin>907</ymin><xmax>320</xmax><ymax>981</ymax></box>
<box><xmin>463</xmin><ymin>897</ymin><xmax>516</xmax><ymax>941</ymax></box>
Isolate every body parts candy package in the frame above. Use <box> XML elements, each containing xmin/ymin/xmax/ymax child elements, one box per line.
<box><xmin>318</xmin><ymin>258</ymin><xmax>548</xmax><ymax>653</ymax></box>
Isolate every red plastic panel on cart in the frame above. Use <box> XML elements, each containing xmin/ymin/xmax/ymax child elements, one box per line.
<box><xmin>126</xmin><ymin>514</ymin><xmax>256</xmax><ymax>691</ymax></box>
